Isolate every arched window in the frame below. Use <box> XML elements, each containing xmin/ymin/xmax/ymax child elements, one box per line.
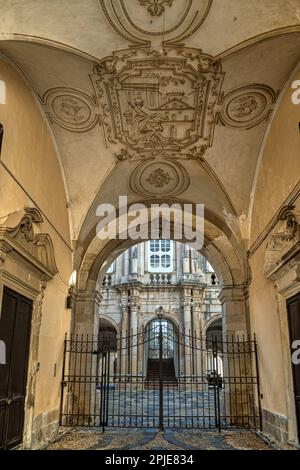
<box><xmin>148</xmin><ymin>240</ymin><xmax>173</xmax><ymax>272</ymax></box>
<box><xmin>147</xmin><ymin>319</ymin><xmax>175</xmax><ymax>359</ymax></box>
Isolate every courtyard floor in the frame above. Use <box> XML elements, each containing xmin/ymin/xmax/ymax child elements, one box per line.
<box><xmin>45</xmin><ymin>428</ymin><xmax>274</xmax><ymax>451</ymax></box>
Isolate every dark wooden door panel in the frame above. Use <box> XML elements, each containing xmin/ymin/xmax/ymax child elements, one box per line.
<box><xmin>0</xmin><ymin>292</ymin><xmax>17</xmax><ymax>401</ymax></box>
<box><xmin>0</xmin><ymin>287</ymin><xmax>32</xmax><ymax>449</ymax></box>
<box><xmin>287</xmin><ymin>293</ymin><xmax>300</xmax><ymax>440</ymax></box>
<box><xmin>6</xmin><ymin>401</ymin><xmax>24</xmax><ymax>449</ymax></box>
<box><xmin>8</xmin><ymin>297</ymin><xmax>32</xmax><ymax>398</ymax></box>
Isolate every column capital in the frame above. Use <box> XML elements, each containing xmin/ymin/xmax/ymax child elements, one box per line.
<box><xmin>129</xmin><ymin>299</ymin><xmax>140</xmax><ymax>309</ymax></box>
<box><xmin>218</xmin><ymin>285</ymin><xmax>249</xmax><ymax>304</ymax></box>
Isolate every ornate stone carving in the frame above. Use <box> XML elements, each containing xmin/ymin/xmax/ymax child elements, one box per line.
<box><xmin>146</xmin><ymin>167</ymin><xmax>173</xmax><ymax>187</ymax></box>
<box><xmin>129</xmin><ymin>158</ymin><xmax>189</xmax><ymax>196</ymax></box>
<box><xmin>264</xmin><ymin>207</ymin><xmax>300</xmax><ymax>276</ymax></box>
<box><xmin>0</xmin><ymin>208</ymin><xmax>58</xmax><ymax>280</ymax></box>
<box><xmin>138</xmin><ymin>0</ymin><xmax>174</xmax><ymax>17</ymax></box>
<box><xmin>40</xmin><ymin>47</ymin><xmax>276</xmax><ymax>169</ymax></box>
<box><xmin>41</xmin><ymin>88</ymin><xmax>100</xmax><ymax>132</ymax></box>
<box><xmin>218</xmin><ymin>85</ymin><xmax>276</xmax><ymax>129</ymax></box>
<box><xmin>91</xmin><ymin>47</ymin><xmax>223</xmax><ymax>152</ymax></box>
<box><xmin>99</xmin><ymin>0</ymin><xmax>212</xmax><ymax>46</ymax></box>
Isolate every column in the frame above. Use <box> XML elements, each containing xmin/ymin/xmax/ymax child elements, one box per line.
<box><xmin>120</xmin><ymin>299</ymin><xmax>129</xmax><ymax>376</ymax></box>
<box><xmin>218</xmin><ymin>286</ymin><xmax>249</xmax><ymax>425</ymax></box>
<box><xmin>72</xmin><ymin>289</ymin><xmax>102</xmax><ymax>424</ymax></box>
<box><xmin>218</xmin><ymin>286</ymin><xmax>248</xmax><ymax>338</ymax></box>
<box><xmin>73</xmin><ymin>289</ymin><xmax>102</xmax><ymax>337</ymax></box>
<box><xmin>192</xmin><ymin>294</ymin><xmax>203</xmax><ymax>376</ymax></box>
<box><xmin>182</xmin><ymin>245</ymin><xmax>190</xmax><ymax>275</ymax></box>
<box><xmin>182</xmin><ymin>288</ymin><xmax>192</xmax><ymax>377</ymax></box>
<box><xmin>129</xmin><ymin>297</ymin><xmax>139</xmax><ymax>376</ymax></box>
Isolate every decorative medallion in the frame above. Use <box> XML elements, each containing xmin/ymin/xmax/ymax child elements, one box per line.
<box><xmin>99</xmin><ymin>0</ymin><xmax>212</xmax><ymax>46</ymax></box>
<box><xmin>91</xmin><ymin>47</ymin><xmax>223</xmax><ymax>152</ymax></box>
<box><xmin>129</xmin><ymin>159</ymin><xmax>189</xmax><ymax>196</ymax></box>
<box><xmin>218</xmin><ymin>85</ymin><xmax>276</xmax><ymax>129</ymax></box>
<box><xmin>41</xmin><ymin>88</ymin><xmax>100</xmax><ymax>132</ymax></box>
<box><xmin>146</xmin><ymin>167</ymin><xmax>173</xmax><ymax>187</ymax></box>
<box><xmin>138</xmin><ymin>0</ymin><xmax>174</xmax><ymax>17</ymax></box>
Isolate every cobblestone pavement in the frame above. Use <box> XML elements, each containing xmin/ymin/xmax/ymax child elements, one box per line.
<box><xmin>46</xmin><ymin>428</ymin><xmax>274</xmax><ymax>450</ymax></box>
<box><xmin>103</xmin><ymin>389</ymin><xmax>224</xmax><ymax>428</ymax></box>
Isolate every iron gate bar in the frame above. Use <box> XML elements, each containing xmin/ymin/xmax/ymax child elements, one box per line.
<box><xmin>60</xmin><ymin>322</ymin><xmax>262</xmax><ymax>431</ymax></box>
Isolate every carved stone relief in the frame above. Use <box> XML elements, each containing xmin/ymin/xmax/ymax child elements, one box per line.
<box><xmin>218</xmin><ymin>85</ymin><xmax>276</xmax><ymax>129</ymax></box>
<box><xmin>91</xmin><ymin>47</ymin><xmax>223</xmax><ymax>153</ymax></box>
<box><xmin>264</xmin><ymin>206</ymin><xmax>300</xmax><ymax>277</ymax></box>
<box><xmin>0</xmin><ymin>208</ymin><xmax>58</xmax><ymax>280</ymax></box>
<box><xmin>41</xmin><ymin>88</ymin><xmax>100</xmax><ymax>133</ymax></box>
<box><xmin>129</xmin><ymin>158</ymin><xmax>189</xmax><ymax>196</ymax></box>
<box><xmin>41</xmin><ymin>47</ymin><xmax>276</xmax><ymax>165</ymax></box>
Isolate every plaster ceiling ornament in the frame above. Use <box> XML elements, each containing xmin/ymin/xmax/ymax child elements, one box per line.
<box><xmin>218</xmin><ymin>85</ymin><xmax>276</xmax><ymax>129</ymax></box>
<box><xmin>91</xmin><ymin>46</ymin><xmax>224</xmax><ymax>152</ymax></box>
<box><xmin>138</xmin><ymin>0</ymin><xmax>174</xmax><ymax>17</ymax></box>
<box><xmin>41</xmin><ymin>88</ymin><xmax>100</xmax><ymax>133</ymax></box>
<box><xmin>146</xmin><ymin>167</ymin><xmax>173</xmax><ymax>188</ymax></box>
<box><xmin>99</xmin><ymin>0</ymin><xmax>212</xmax><ymax>46</ymax></box>
<box><xmin>263</xmin><ymin>207</ymin><xmax>300</xmax><ymax>276</ymax></box>
<box><xmin>129</xmin><ymin>159</ymin><xmax>189</xmax><ymax>196</ymax></box>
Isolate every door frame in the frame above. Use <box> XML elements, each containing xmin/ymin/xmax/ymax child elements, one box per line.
<box><xmin>0</xmin><ymin>278</ymin><xmax>45</xmax><ymax>449</ymax></box>
<box><xmin>287</xmin><ymin>292</ymin><xmax>300</xmax><ymax>442</ymax></box>
<box><xmin>272</xmin><ymin>276</ymin><xmax>300</xmax><ymax>446</ymax></box>
<box><xmin>0</xmin><ymin>208</ymin><xmax>58</xmax><ymax>448</ymax></box>
<box><xmin>0</xmin><ymin>286</ymin><xmax>33</xmax><ymax>449</ymax></box>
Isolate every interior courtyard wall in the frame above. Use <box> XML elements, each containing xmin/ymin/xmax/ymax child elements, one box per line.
<box><xmin>249</xmin><ymin>66</ymin><xmax>300</xmax><ymax>446</ymax></box>
<box><xmin>0</xmin><ymin>57</ymin><xmax>72</xmax><ymax>448</ymax></box>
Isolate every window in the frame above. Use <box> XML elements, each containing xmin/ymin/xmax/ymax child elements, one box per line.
<box><xmin>148</xmin><ymin>240</ymin><xmax>173</xmax><ymax>272</ymax></box>
<box><xmin>107</xmin><ymin>261</ymin><xmax>115</xmax><ymax>274</ymax></box>
<box><xmin>0</xmin><ymin>81</ymin><xmax>6</xmax><ymax>105</ymax></box>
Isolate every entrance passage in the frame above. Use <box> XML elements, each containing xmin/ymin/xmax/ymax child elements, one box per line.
<box><xmin>146</xmin><ymin>319</ymin><xmax>177</xmax><ymax>386</ymax></box>
<box><xmin>60</xmin><ymin>318</ymin><xmax>261</xmax><ymax>431</ymax></box>
<box><xmin>0</xmin><ymin>287</ymin><xmax>32</xmax><ymax>450</ymax></box>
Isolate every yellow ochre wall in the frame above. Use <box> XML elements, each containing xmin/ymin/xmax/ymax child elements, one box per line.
<box><xmin>249</xmin><ymin>65</ymin><xmax>300</xmax><ymax>444</ymax></box>
<box><xmin>0</xmin><ymin>57</ymin><xmax>72</xmax><ymax>447</ymax></box>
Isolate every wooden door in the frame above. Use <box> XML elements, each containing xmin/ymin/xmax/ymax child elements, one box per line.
<box><xmin>287</xmin><ymin>293</ymin><xmax>300</xmax><ymax>440</ymax></box>
<box><xmin>0</xmin><ymin>287</ymin><xmax>32</xmax><ymax>449</ymax></box>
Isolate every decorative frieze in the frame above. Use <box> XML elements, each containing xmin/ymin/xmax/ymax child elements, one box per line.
<box><xmin>0</xmin><ymin>208</ymin><xmax>58</xmax><ymax>281</ymax></box>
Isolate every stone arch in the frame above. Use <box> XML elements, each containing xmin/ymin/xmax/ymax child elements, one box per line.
<box><xmin>140</xmin><ymin>313</ymin><xmax>180</xmax><ymax>335</ymax></box>
<box><xmin>203</xmin><ymin>314</ymin><xmax>223</xmax><ymax>338</ymax></box>
<box><xmin>98</xmin><ymin>316</ymin><xmax>118</xmax><ymax>349</ymax></box>
<box><xmin>73</xmin><ymin>198</ymin><xmax>250</xmax><ymax>341</ymax></box>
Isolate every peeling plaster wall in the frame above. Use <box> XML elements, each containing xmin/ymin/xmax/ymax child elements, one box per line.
<box><xmin>0</xmin><ymin>58</ymin><xmax>72</xmax><ymax>448</ymax></box>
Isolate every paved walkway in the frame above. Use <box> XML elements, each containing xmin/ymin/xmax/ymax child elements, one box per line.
<box><xmin>104</xmin><ymin>389</ymin><xmax>223</xmax><ymax>428</ymax></box>
<box><xmin>46</xmin><ymin>428</ymin><xmax>274</xmax><ymax>450</ymax></box>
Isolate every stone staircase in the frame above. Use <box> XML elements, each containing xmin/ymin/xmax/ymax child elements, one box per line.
<box><xmin>145</xmin><ymin>359</ymin><xmax>178</xmax><ymax>388</ymax></box>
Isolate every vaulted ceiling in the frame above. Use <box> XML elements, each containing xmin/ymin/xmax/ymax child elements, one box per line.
<box><xmin>1</xmin><ymin>0</ymin><xmax>300</xmax><ymax>279</ymax></box>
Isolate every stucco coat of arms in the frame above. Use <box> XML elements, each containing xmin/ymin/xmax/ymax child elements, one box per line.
<box><xmin>91</xmin><ymin>47</ymin><xmax>223</xmax><ymax>153</ymax></box>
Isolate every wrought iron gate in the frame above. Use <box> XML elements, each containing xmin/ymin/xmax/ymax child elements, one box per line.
<box><xmin>60</xmin><ymin>320</ymin><xmax>261</xmax><ymax>431</ymax></box>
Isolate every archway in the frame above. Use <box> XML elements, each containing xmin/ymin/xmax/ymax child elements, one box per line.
<box><xmin>145</xmin><ymin>317</ymin><xmax>179</xmax><ymax>383</ymax></box>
